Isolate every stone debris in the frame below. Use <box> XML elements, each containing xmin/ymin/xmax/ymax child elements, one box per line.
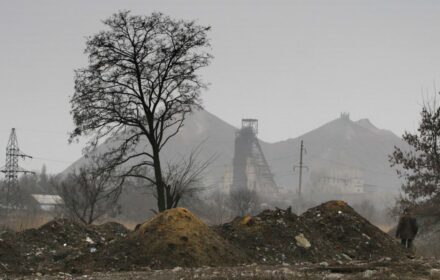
<box><xmin>4</xmin><ymin>254</ymin><xmax>440</xmax><ymax>279</ymax></box>
<box><xmin>431</xmin><ymin>268</ymin><xmax>440</xmax><ymax>277</ymax></box>
<box><xmin>0</xmin><ymin>219</ymin><xmax>129</xmax><ymax>275</ymax></box>
<box><xmin>295</xmin><ymin>233</ymin><xmax>311</xmax><ymax>249</ymax></box>
<box><xmin>216</xmin><ymin>200</ymin><xmax>405</xmax><ymax>265</ymax></box>
<box><xmin>362</xmin><ymin>269</ymin><xmax>374</xmax><ymax>278</ymax></box>
<box><xmin>301</xmin><ymin>201</ymin><xmax>405</xmax><ymax>261</ymax></box>
<box><xmin>325</xmin><ymin>273</ymin><xmax>344</xmax><ymax>279</ymax></box>
<box><xmin>0</xmin><ymin>201</ymin><xmax>409</xmax><ymax>277</ymax></box>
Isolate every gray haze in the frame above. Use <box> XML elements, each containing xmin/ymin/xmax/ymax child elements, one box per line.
<box><xmin>1</xmin><ymin>0</ymin><xmax>439</xmax><ymax>173</ymax></box>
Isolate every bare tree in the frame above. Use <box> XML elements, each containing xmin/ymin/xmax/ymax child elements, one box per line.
<box><xmin>52</xmin><ymin>159</ymin><xmax>122</xmax><ymax>225</ymax></box>
<box><xmin>161</xmin><ymin>146</ymin><xmax>214</xmax><ymax>209</ymax></box>
<box><xmin>69</xmin><ymin>11</ymin><xmax>212</xmax><ymax>212</ymax></box>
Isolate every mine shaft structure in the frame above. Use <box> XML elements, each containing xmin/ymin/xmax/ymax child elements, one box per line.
<box><xmin>231</xmin><ymin>119</ymin><xmax>277</xmax><ymax>194</ymax></box>
<box><xmin>0</xmin><ymin>128</ymin><xmax>34</xmax><ymax>209</ymax></box>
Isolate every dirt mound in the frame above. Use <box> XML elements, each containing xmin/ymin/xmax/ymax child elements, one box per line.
<box><xmin>70</xmin><ymin>208</ymin><xmax>248</xmax><ymax>273</ymax></box>
<box><xmin>0</xmin><ymin>210</ymin><xmax>246</xmax><ymax>275</ymax></box>
<box><xmin>216</xmin><ymin>201</ymin><xmax>405</xmax><ymax>264</ymax></box>
<box><xmin>215</xmin><ymin>208</ymin><xmax>335</xmax><ymax>264</ymax></box>
<box><xmin>1</xmin><ymin>219</ymin><xmax>96</xmax><ymax>274</ymax></box>
<box><xmin>126</xmin><ymin>207</ymin><xmax>248</xmax><ymax>268</ymax></box>
<box><xmin>301</xmin><ymin>200</ymin><xmax>405</xmax><ymax>261</ymax></box>
<box><xmin>0</xmin><ymin>237</ymin><xmax>21</xmax><ymax>274</ymax></box>
<box><xmin>90</xmin><ymin>222</ymin><xmax>129</xmax><ymax>243</ymax></box>
<box><xmin>22</xmin><ymin>219</ymin><xmax>96</xmax><ymax>247</ymax></box>
<box><xmin>0</xmin><ymin>202</ymin><xmax>407</xmax><ymax>276</ymax></box>
<box><xmin>0</xmin><ymin>219</ymin><xmax>130</xmax><ymax>275</ymax></box>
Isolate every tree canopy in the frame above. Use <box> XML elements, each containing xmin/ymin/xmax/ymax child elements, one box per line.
<box><xmin>70</xmin><ymin>11</ymin><xmax>212</xmax><ymax>212</ymax></box>
<box><xmin>390</xmin><ymin>95</ymin><xmax>440</xmax><ymax>214</ymax></box>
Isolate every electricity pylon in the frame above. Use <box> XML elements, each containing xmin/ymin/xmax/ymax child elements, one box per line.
<box><xmin>0</xmin><ymin>128</ymin><xmax>34</xmax><ymax>209</ymax></box>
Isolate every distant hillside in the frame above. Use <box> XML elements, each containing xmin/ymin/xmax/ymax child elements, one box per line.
<box><xmin>262</xmin><ymin>114</ymin><xmax>407</xmax><ymax>194</ymax></box>
<box><xmin>63</xmin><ymin>110</ymin><xmax>237</xmax><ymax>187</ymax></box>
<box><xmin>63</xmin><ymin>110</ymin><xmax>407</xmax><ymax>197</ymax></box>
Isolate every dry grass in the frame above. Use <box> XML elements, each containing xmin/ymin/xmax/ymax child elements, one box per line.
<box><xmin>0</xmin><ymin>211</ymin><xmax>53</xmax><ymax>231</ymax></box>
<box><xmin>0</xmin><ymin>210</ymin><xmax>142</xmax><ymax>231</ymax></box>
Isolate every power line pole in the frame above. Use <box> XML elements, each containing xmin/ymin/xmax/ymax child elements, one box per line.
<box><xmin>0</xmin><ymin>128</ymin><xmax>34</xmax><ymax>210</ymax></box>
<box><xmin>294</xmin><ymin>140</ymin><xmax>308</xmax><ymax>212</ymax></box>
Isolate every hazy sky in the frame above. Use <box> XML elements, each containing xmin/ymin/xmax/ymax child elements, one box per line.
<box><xmin>1</xmin><ymin>0</ymin><xmax>439</xmax><ymax>173</ymax></box>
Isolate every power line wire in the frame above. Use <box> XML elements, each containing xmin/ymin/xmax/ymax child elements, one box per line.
<box><xmin>32</xmin><ymin>156</ymin><xmax>74</xmax><ymax>164</ymax></box>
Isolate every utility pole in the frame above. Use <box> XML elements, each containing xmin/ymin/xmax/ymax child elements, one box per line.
<box><xmin>0</xmin><ymin>128</ymin><xmax>34</xmax><ymax>210</ymax></box>
<box><xmin>294</xmin><ymin>140</ymin><xmax>308</xmax><ymax>213</ymax></box>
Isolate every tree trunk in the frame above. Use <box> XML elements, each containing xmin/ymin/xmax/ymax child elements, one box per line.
<box><xmin>152</xmin><ymin>146</ymin><xmax>166</xmax><ymax>212</ymax></box>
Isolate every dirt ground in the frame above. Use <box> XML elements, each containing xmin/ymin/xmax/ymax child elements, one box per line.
<box><xmin>12</xmin><ymin>258</ymin><xmax>440</xmax><ymax>280</ymax></box>
<box><xmin>215</xmin><ymin>201</ymin><xmax>405</xmax><ymax>264</ymax></box>
<box><xmin>0</xmin><ymin>201</ymin><xmax>432</xmax><ymax>279</ymax></box>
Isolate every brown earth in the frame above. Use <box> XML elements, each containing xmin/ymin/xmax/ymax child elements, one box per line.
<box><xmin>132</xmin><ymin>207</ymin><xmax>248</xmax><ymax>268</ymax></box>
<box><xmin>214</xmin><ymin>208</ymin><xmax>336</xmax><ymax>263</ymax></box>
<box><xmin>0</xmin><ymin>219</ymin><xmax>129</xmax><ymax>275</ymax></box>
<box><xmin>0</xmin><ymin>201</ymin><xmax>408</xmax><ymax>277</ymax></box>
<box><xmin>14</xmin><ymin>259</ymin><xmax>440</xmax><ymax>280</ymax></box>
<box><xmin>74</xmin><ymin>207</ymin><xmax>249</xmax><ymax>273</ymax></box>
<box><xmin>300</xmin><ymin>200</ymin><xmax>405</xmax><ymax>261</ymax></box>
<box><xmin>215</xmin><ymin>201</ymin><xmax>405</xmax><ymax>264</ymax></box>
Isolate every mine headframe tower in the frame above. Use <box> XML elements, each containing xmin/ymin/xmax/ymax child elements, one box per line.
<box><xmin>231</xmin><ymin>119</ymin><xmax>277</xmax><ymax>193</ymax></box>
<box><xmin>0</xmin><ymin>128</ymin><xmax>34</xmax><ymax>209</ymax></box>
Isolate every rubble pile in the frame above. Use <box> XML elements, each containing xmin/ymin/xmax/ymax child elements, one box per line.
<box><xmin>214</xmin><ymin>208</ymin><xmax>335</xmax><ymax>264</ymax></box>
<box><xmin>65</xmin><ymin>208</ymin><xmax>248</xmax><ymax>273</ymax></box>
<box><xmin>301</xmin><ymin>200</ymin><xmax>405</xmax><ymax>261</ymax></box>
<box><xmin>0</xmin><ymin>201</ymin><xmax>407</xmax><ymax>276</ymax></box>
<box><xmin>216</xmin><ymin>201</ymin><xmax>405</xmax><ymax>264</ymax></box>
<box><xmin>0</xmin><ymin>233</ymin><xmax>21</xmax><ymax>274</ymax></box>
<box><xmin>0</xmin><ymin>219</ymin><xmax>129</xmax><ymax>275</ymax></box>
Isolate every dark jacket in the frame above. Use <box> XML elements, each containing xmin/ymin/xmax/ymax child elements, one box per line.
<box><xmin>396</xmin><ymin>215</ymin><xmax>418</xmax><ymax>239</ymax></box>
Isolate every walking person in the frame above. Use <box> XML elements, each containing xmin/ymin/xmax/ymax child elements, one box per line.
<box><xmin>396</xmin><ymin>208</ymin><xmax>418</xmax><ymax>249</ymax></box>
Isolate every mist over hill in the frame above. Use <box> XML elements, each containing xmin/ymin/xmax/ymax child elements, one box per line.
<box><xmin>63</xmin><ymin>110</ymin><xmax>407</xmax><ymax>214</ymax></box>
<box><xmin>262</xmin><ymin>114</ymin><xmax>406</xmax><ymax>194</ymax></box>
